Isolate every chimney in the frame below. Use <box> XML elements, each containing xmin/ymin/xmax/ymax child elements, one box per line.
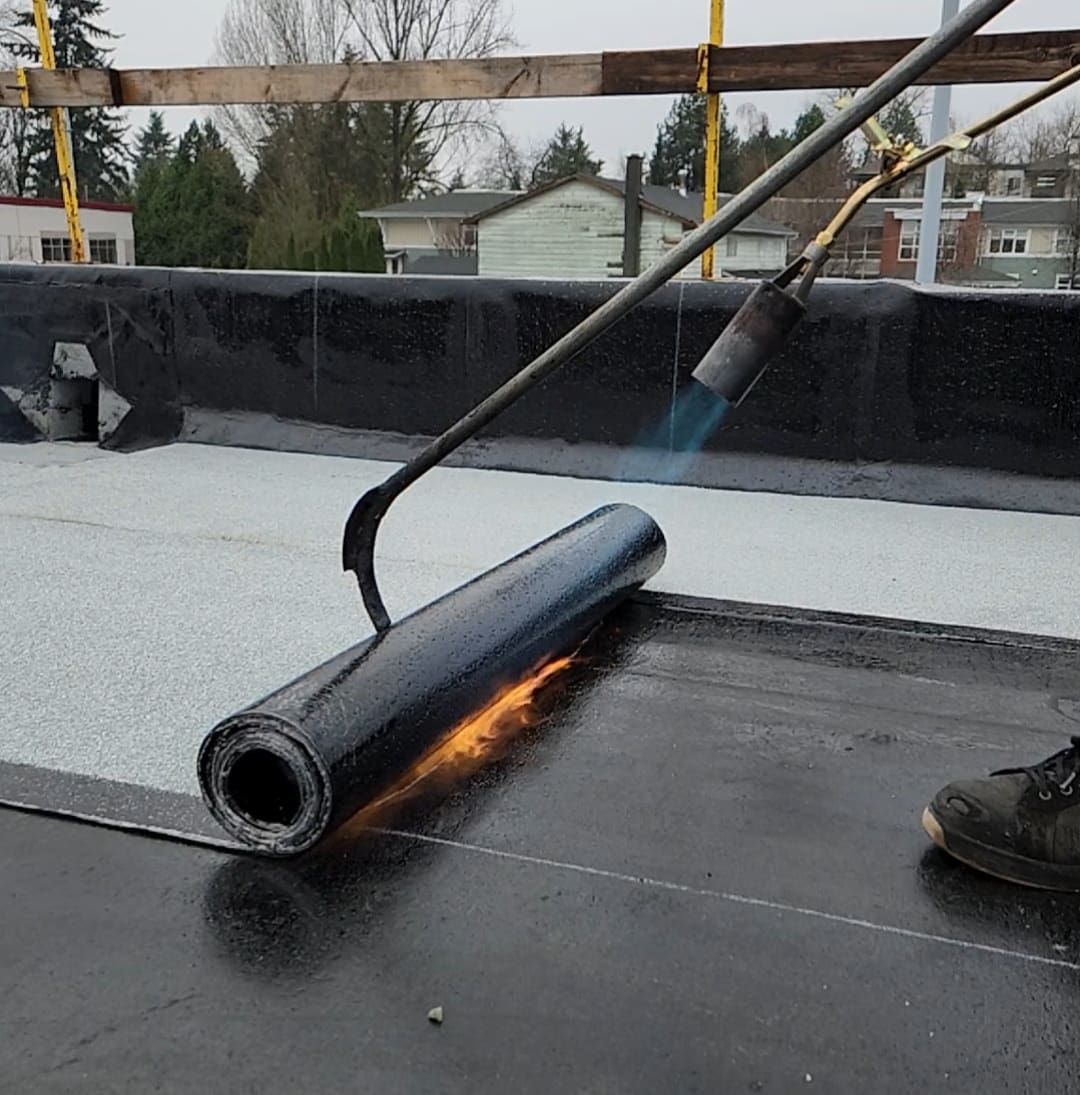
<box><xmin>622</xmin><ymin>154</ymin><xmax>643</xmax><ymax>278</ymax></box>
<box><xmin>677</xmin><ymin>167</ymin><xmax>689</xmax><ymax>198</ymax></box>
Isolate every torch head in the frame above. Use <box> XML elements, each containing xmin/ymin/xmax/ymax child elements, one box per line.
<box><xmin>691</xmin><ymin>278</ymin><xmax>808</xmax><ymax>407</ymax></box>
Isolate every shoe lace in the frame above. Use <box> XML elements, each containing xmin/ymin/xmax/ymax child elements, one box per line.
<box><xmin>994</xmin><ymin>735</ymin><xmax>1080</xmax><ymax>800</ymax></box>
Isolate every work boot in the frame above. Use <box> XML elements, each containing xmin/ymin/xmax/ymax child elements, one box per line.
<box><xmin>923</xmin><ymin>736</ymin><xmax>1080</xmax><ymax>891</ymax></box>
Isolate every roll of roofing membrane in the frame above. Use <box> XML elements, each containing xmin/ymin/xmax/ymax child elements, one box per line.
<box><xmin>199</xmin><ymin>504</ymin><xmax>666</xmax><ymax>856</ymax></box>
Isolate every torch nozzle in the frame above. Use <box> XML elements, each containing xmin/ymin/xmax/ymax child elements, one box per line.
<box><xmin>691</xmin><ymin>242</ymin><xmax>828</xmax><ymax>407</ymax></box>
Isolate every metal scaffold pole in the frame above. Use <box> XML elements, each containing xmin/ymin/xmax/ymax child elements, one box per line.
<box><xmin>916</xmin><ymin>0</ymin><xmax>961</xmax><ymax>284</ymax></box>
<box><xmin>700</xmin><ymin>0</ymin><xmax>725</xmax><ymax>279</ymax></box>
<box><xmin>28</xmin><ymin>0</ymin><xmax>86</xmax><ymax>263</ymax></box>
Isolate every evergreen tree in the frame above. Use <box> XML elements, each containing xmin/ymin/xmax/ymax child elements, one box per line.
<box><xmin>530</xmin><ymin>124</ymin><xmax>603</xmax><ymax>188</ymax></box>
<box><xmin>780</xmin><ymin>104</ymin><xmax>852</xmax><ymax>198</ymax></box>
<box><xmin>247</xmin><ymin>102</ymin><xmax>394</xmax><ymax>269</ymax></box>
<box><xmin>880</xmin><ymin>97</ymin><xmax>925</xmax><ymax>147</ymax></box>
<box><xmin>14</xmin><ymin>0</ymin><xmax>129</xmax><ymax>200</ymax></box>
<box><xmin>135</xmin><ymin>120</ymin><xmax>252</xmax><ymax>268</ymax></box>
<box><xmin>648</xmin><ymin>95</ymin><xmax>740</xmax><ymax>193</ymax></box>
<box><xmin>792</xmin><ymin>104</ymin><xmax>826</xmax><ymax>145</ymax></box>
<box><xmin>133</xmin><ymin>111</ymin><xmax>174</xmax><ymax>175</ymax></box>
<box><xmin>735</xmin><ymin>118</ymin><xmax>796</xmax><ymax>190</ymax></box>
<box><xmin>281</xmin><ymin>212</ymin><xmax>384</xmax><ymax>274</ymax></box>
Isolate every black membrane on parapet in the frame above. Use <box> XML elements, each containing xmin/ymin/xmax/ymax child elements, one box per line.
<box><xmin>198</xmin><ymin>504</ymin><xmax>667</xmax><ymax>856</ymax></box>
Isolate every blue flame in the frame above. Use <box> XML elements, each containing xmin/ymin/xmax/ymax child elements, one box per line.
<box><xmin>619</xmin><ymin>381</ymin><xmax>731</xmax><ymax>484</ymax></box>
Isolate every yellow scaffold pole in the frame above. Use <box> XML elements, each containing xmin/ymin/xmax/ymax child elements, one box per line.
<box><xmin>22</xmin><ymin>0</ymin><xmax>87</xmax><ymax>263</ymax></box>
<box><xmin>699</xmin><ymin>0</ymin><xmax>725</xmax><ymax>279</ymax></box>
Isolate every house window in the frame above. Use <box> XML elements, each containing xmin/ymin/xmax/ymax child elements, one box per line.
<box><xmin>1055</xmin><ymin>229</ymin><xmax>1075</xmax><ymax>256</ymax></box>
<box><xmin>898</xmin><ymin>221</ymin><xmax>959</xmax><ymax>264</ymax></box>
<box><xmin>88</xmin><ymin>236</ymin><xmax>118</xmax><ymax>264</ymax></box>
<box><xmin>41</xmin><ymin>235</ymin><xmax>72</xmax><ymax>263</ymax></box>
<box><xmin>1056</xmin><ymin>274</ymin><xmax>1080</xmax><ymax>291</ymax></box>
<box><xmin>898</xmin><ymin>221</ymin><xmax>920</xmax><ymax>261</ymax></box>
<box><xmin>938</xmin><ymin>223</ymin><xmax>959</xmax><ymax>264</ymax></box>
<box><xmin>1035</xmin><ymin>175</ymin><xmax>1058</xmax><ymax>189</ymax></box>
<box><xmin>726</xmin><ymin>236</ymin><xmax>740</xmax><ymax>257</ymax></box>
<box><xmin>833</xmin><ymin>227</ymin><xmax>883</xmax><ymax>277</ymax></box>
<box><xmin>1005</xmin><ymin>175</ymin><xmax>1022</xmax><ymax>195</ymax></box>
<box><xmin>986</xmin><ymin>227</ymin><xmax>1029</xmax><ymax>255</ymax></box>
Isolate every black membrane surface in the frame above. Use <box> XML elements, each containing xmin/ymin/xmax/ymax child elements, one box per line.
<box><xmin>4</xmin><ymin>594</ymin><xmax>1080</xmax><ymax>1093</ymax></box>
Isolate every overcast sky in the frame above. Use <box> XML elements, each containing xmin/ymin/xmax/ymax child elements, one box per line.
<box><xmin>105</xmin><ymin>0</ymin><xmax>1075</xmax><ymax>175</ymax></box>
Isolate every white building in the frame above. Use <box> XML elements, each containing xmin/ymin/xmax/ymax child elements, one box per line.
<box><xmin>358</xmin><ymin>190</ymin><xmax>515</xmax><ymax>275</ymax></box>
<box><xmin>0</xmin><ymin>196</ymin><xmax>136</xmax><ymax>265</ymax></box>
<box><xmin>467</xmin><ymin>176</ymin><xmax>794</xmax><ymax>280</ymax></box>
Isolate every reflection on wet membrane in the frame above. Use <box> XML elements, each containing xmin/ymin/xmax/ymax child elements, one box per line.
<box><xmin>918</xmin><ymin>847</ymin><xmax>1080</xmax><ymax>965</ymax></box>
<box><xmin>200</xmin><ymin>628</ymin><xmax>640</xmax><ymax>982</ymax></box>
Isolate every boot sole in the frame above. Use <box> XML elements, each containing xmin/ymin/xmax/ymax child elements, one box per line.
<box><xmin>922</xmin><ymin>806</ymin><xmax>1080</xmax><ymax>893</ymax></box>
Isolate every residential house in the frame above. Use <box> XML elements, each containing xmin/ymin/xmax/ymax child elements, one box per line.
<box><xmin>358</xmin><ymin>190</ymin><xmax>518</xmax><ymax>275</ymax></box>
<box><xmin>465</xmin><ymin>175</ymin><xmax>794</xmax><ymax>280</ymax></box>
<box><xmin>1021</xmin><ymin>153</ymin><xmax>1080</xmax><ymax>199</ymax></box>
<box><xmin>976</xmin><ymin>199</ymin><xmax>1079</xmax><ymax>290</ymax></box>
<box><xmin>873</xmin><ymin>198</ymin><xmax>1079</xmax><ymax>289</ymax></box>
<box><xmin>768</xmin><ymin>195</ymin><xmax>1079</xmax><ymax>290</ymax></box>
<box><xmin>951</xmin><ymin>144</ymin><xmax>1080</xmax><ymax>199</ymax></box>
<box><xmin>0</xmin><ymin>196</ymin><xmax>135</xmax><ymax>265</ymax></box>
<box><xmin>878</xmin><ymin>200</ymin><xmax>988</xmax><ymax>283</ymax></box>
<box><xmin>850</xmin><ymin>137</ymin><xmax>1080</xmax><ymax>202</ymax></box>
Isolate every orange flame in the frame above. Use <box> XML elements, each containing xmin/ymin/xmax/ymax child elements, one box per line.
<box><xmin>350</xmin><ymin>653</ymin><xmax>577</xmax><ymax>830</ymax></box>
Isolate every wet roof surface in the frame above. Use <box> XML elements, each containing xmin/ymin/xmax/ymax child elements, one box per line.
<box><xmin>5</xmin><ymin>442</ymin><xmax>1080</xmax><ymax>1091</ymax></box>
<box><xmin>5</xmin><ymin>597</ymin><xmax>1080</xmax><ymax>1093</ymax></box>
<box><xmin>3</xmin><ymin>441</ymin><xmax>1080</xmax><ymax>798</ymax></box>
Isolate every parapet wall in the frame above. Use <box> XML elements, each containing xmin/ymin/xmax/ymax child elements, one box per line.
<box><xmin>2</xmin><ymin>263</ymin><xmax>1079</xmax><ymax>511</ymax></box>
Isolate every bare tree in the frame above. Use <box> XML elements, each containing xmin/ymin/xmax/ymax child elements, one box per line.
<box><xmin>340</xmin><ymin>0</ymin><xmax>515</xmax><ymax>199</ymax></box>
<box><xmin>216</xmin><ymin>0</ymin><xmax>514</xmax><ymax>199</ymax></box>
<box><xmin>0</xmin><ymin>1</ymin><xmax>35</xmax><ymax>196</ymax></box>
<box><xmin>215</xmin><ymin>0</ymin><xmax>351</xmax><ymax>167</ymax></box>
<box><xmin>1004</xmin><ymin>94</ymin><xmax>1080</xmax><ymax>163</ymax></box>
<box><xmin>0</xmin><ymin>0</ymin><xmax>26</xmax><ymax>48</ymax></box>
<box><xmin>474</xmin><ymin>133</ymin><xmax>527</xmax><ymax>189</ymax></box>
<box><xmin>734</xmin><ymin>103</ymin><xmax>768</xmax><ymax>142</ymax></box>
<box><xmin>433</xmin><ymin>221</ymin><xmax>474</xmax><ymax>254</ymax></box>
<box><xmin>950</xmin><ymin>124</ymin><xmax>1009</xmax><ymax>194</ymax></box>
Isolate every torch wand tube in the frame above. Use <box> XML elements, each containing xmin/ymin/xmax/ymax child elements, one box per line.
<box><xmin>344</xmin><ymin>0</ymin><xmax>1019</xmax><ymax>632</ymax></box>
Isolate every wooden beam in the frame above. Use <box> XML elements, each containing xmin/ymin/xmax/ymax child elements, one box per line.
<box><xmin>701</xmin><ymin>28</ymin><xmax>1080</xmax><ymax>92</ymax></box>
<box><xmin>600</xmin><ymin>49</ymin><xmax>698</xmax><ymax>96</ymax></box>
<box><xmin>1</xmin><ymin>29</ymin><xmax>1077</xmax><ymax>109</ymax></box>
<box><xmin>0</xmin><ymin>54</ymin><xmax>605</xmax><ymax>108</ymax></box>
<box><xmin>601</xmin><ymin>29</ymin><xmax>1080</xmax><ymax>95</ymax></box>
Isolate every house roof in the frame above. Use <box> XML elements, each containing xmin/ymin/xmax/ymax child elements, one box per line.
<box><xmin>884</xmin><ymin>262</ymin><xmax>1020</xmax><ymax>286</ymax></box>
<box><xmin>464</xmin><ymin>175</ymin><xmax>794</xmax><ymax>237</ymax></box>
<box><xmin>981</xmin><ymin>199</ymin><xmax>1079</xmax><ymax>226</ymax></box>
<box><xmin>1027</xmin><ymin>155</ymin><xmax>1075</xmax><ymax>173</ymax></box>
<box><xmin>357</xmin><ymin>190</ymin><xmax>518</xmax><ymax>220</ymax></box>
<box><xmin>829</xmin><ymin>197</ymin><xmax>1077</xmax><ymax>230</ymax></box>
<box><xmin>613</xmin><ymin>179</ymin><xmax>794</xmax><ymax>236</ymax></box>
<box><xmin>838</xmin><ymin>198</ymin><xmax>978</xmax><ymax>231</ymax></box>
<box><xmin>0</xmin><ymin>195</ymin><xmax>134</xmax><ymax>214</ymax></box>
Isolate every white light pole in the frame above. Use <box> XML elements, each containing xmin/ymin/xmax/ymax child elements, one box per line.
<box><xmin>916</xmin><ymin>0</ymin><xmax>961</xmax><ymax>284</ymax></box>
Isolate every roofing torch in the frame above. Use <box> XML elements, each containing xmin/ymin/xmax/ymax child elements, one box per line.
<box><xmin>692</xmin><ymin>58</ymin><xmax>1080</xmax><ymax>407</ymax></box>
